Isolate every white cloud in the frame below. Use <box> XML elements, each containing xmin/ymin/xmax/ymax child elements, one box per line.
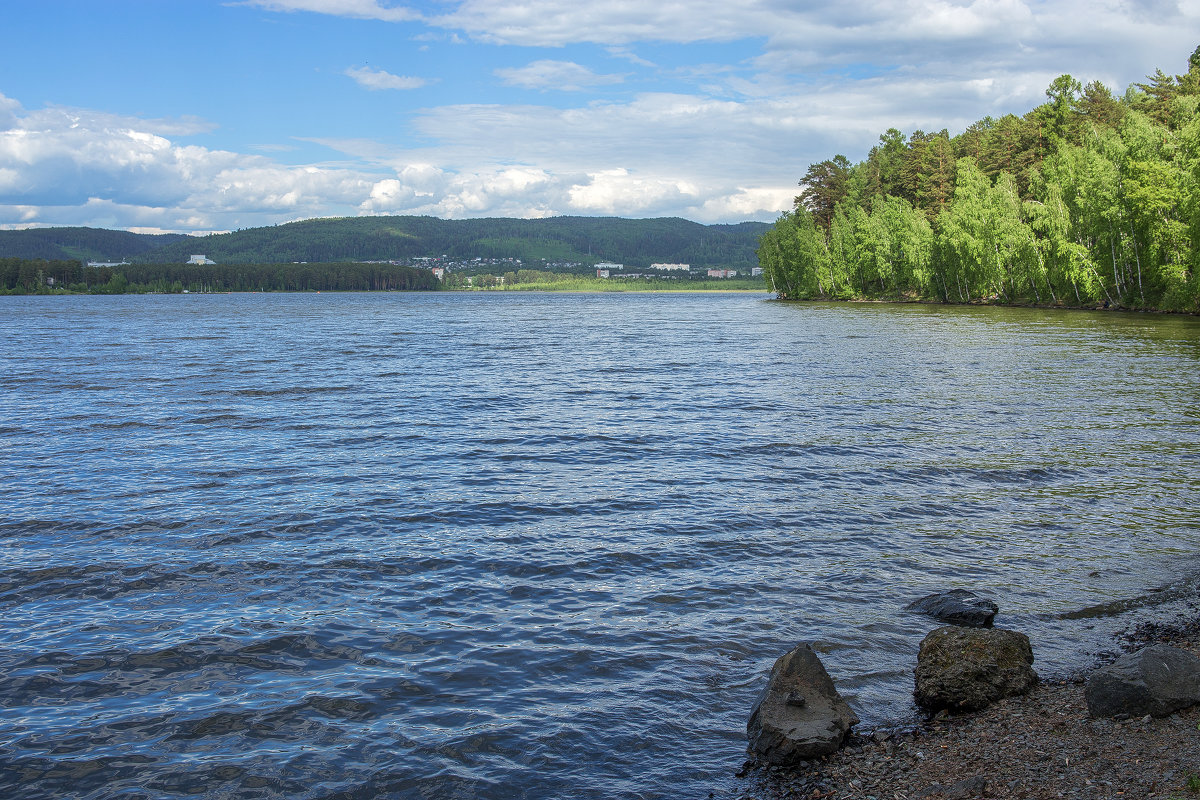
<box><xmin>6</xmin><ymin>0</ymin><xmax>1200</xmax><ymax>232</ymax></box>
<box><xmin>494</xmin><ymin>60</ymin><xmax>625</xmax><ymax>91</ymax></box>
<box><xmin>0</xmin><ymin>97</ymin><xmax>380</xmax><ymax>231</ymax></box>
<box><xmin>344</xmin><ymin>66</ymin><xmax>429</xmax><ymax>90</ymax></box>
<box><xmin>236</xmin><ymin>0</ymin><xmax>419</xmax><ymax>22</ymax></box>
<box><xmin>434</xmin><ymin>0</ymin><xmax>769</xmax><ymax>46</ymax></box>
<box><xmin>568</xmin><ymin>168</ymin><xmax>697</xmax><ymax>215</ymax></box>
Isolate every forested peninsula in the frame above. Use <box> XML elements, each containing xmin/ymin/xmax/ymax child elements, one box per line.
<box><xmin>757</xmin><ymin>48</ymin><xmax>1200</xmax><ymax>313</ymax></box>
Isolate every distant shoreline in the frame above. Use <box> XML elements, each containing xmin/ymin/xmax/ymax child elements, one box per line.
<box><xmin>1</xmin><ymin>287</ymin><xmax>773</xmax><ymax>297</ymax></box>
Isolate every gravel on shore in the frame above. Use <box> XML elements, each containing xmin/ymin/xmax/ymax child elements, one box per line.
<box><xmin>734</xmin><ymin>609</ymin><xmax>1200</xmax><ymax>800</ymax></box>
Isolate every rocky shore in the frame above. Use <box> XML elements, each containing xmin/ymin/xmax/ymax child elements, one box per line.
<box><xmin>734</xmin><ymin>604</ymin><xmax>1200</xmax><ymax>800</ymax></box>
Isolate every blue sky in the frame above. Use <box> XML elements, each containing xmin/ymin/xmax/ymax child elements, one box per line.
<box><xmin>1</xmin><ymin>0</ymin><xmax>1196</xmax><ymax>233</ymax></box>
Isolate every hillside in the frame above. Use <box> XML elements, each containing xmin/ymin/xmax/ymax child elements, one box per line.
<box><xmin>0</xmin><ymin>227</ymin><xmax>188</xmax><ymax>262</ymax></box>
<box><xmin>0</xmin><ymin>217</ymin><xmax>771</xmax><ymax>269</ymax></box>
<box><xmin>142</xmin><ymin>216</ymin><xmax>769</xmax><ymax>268</ymax></box>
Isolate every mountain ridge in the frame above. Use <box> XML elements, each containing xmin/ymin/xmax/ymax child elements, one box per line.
<box><xmin>0</xmin><ymin>216</ymin><xmax>771</xmax><ymax>268</ymax></box>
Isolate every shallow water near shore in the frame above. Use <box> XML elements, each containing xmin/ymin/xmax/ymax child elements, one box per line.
<box><xmin>1</xmin><ymin>292</ymin><xmax>1198</xmax><ymax>799</ymax></box>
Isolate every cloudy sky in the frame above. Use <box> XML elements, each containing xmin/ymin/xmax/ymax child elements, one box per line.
<box><xmin>1</xmin><ymin>0</ymin><xmax>1196</xmax><ymax>233</ymax></box>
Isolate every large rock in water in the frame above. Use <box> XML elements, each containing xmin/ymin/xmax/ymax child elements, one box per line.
<box><xmin>914</xmin><ymin>626</ymin><xmax>1037</xmax><ymax>711</ymax></box>
<box><xmin>906</xmin><ymin>589</ymin><xmax>998</xmax><ymax>628</ymax></box>
<box><xmin>1086</xmin><ymin>644</ymin><xmax>1200</xmax><ymax>718</ymax></box>
<box><xmin>747</xmin><ymin>644</ymin><xmax>859</xmax><ymax>764</ymax></box>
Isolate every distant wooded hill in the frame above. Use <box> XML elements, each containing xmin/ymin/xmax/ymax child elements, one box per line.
<box><xmin>0</xmin><ymin>227</ymin><xmax>189</xmax><ymax>262</ymax></box>
<box><xmin>0</xmin><ymin>216</ymin><xmax>771</xmax><ymax>268</ymax></box>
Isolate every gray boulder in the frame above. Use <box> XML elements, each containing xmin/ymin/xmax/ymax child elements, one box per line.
<box><xmin>747</xmin><ymin>644</ymin><xmax>859</xmax><ymax>764</ymax></box>
<box><xmin>907</xmin><ymin>589</ymin><xmax>998</xmax><ymax>628</ymax></box>
<box><xmin>914</xmin><ymin>626</ymin><xmax>1037</xmax><ymax>711</ymax></box>
<box><xmin>1086</xmin><ymin>644</ymin><xmax>1200</xmax><ymax>718</ymax></box>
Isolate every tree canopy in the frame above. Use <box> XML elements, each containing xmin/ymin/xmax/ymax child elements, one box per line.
<box><xmin>759</xmin><ymin>47</ymin><xmax>1200</xmax><ymax>313</ymax></box>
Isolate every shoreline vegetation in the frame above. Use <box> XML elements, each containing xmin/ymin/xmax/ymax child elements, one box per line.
<box><xmin>0</xmin><ymin>257</ymin><xmax>766</xmax><ymax>295</ymax></box>
<box><xmin>0</xmin><ymin>259</ymin><xmax>440</xmax><ymax>295</ymax></box>
<box><xmin>738</xmin><ymin>596</ymin><xmax>1200</xmax><ymax>800</ymax></box>
<box><xmin>758</xmin><ymin>47</ymin><xmax>1200</xmax><ymax>316</ymax></box>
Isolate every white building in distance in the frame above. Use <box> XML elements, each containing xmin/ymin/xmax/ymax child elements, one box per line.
<box><xmin>651</xmin><ymin>263</ymin><xmax>689</xmax><ymax>272</ymax></box>
<box><xmin>187</xmin><ymin>254</ymin><xmax>216</xmax><ymax>265</ymax></box>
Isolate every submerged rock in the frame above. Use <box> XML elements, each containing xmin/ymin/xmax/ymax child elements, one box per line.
<box><xmin>914</xmin><ymin>626</ymin><xmax>1037</xmax><ymax>711</ymax></box>
<box><xmin>1086</xmin><ymin>644</ymin><xmax>1200</xmax><ymax>718</ymax></box>
<box><xmin>907</xmin><ymin>589</ymin><xmax>998</xmax><ymax>628</ymax></box>
<box><xmin>747</xmin><ymin>644</ymin><xmax>859</xmax><ymax>764</ymax></box>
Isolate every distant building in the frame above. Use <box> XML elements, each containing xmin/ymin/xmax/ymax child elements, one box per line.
<box><xmin>187</xmin><ymin>254</ymin><xmax>215</xmax><ymax>265</ymax></box>
<box><xmin>707</xmin><ymin>269</ymin><xmax>737</xmax><ymax>278</ymax></box>
<box><xmin>651</xmin><ymin>263</ymin><xmax>689</xmax><ymax>272</ymax></box>
<box><xmin>432</xmin><ymin>267</ymin><xmax>445</xmax><ymax>280</ymax></box>
<box><xmin>595</xmin><ymin>262</ymin><xmax>623</xmax><ymax>271</ymax></box>
<box><xmin>751</xmin><ymin>267</ymin><xmax>763</xmax><ymax>276</ymax></box>
<box><xmin>86</xmin><ymin>261</ymin><xmax>129</xmax><ymax>268</ymax></box>
<box><xmin>596</xmin><ymin>269</ymin><xmax>610</xmax><ymax>278</ymax></box>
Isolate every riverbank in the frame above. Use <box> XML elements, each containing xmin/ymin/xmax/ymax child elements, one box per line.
<box><xmin>765</xmin><ymin>294</ymin><xmax>1200</xmax><ymax>316</ymax></box>
<box><xmin>734</xmin><ymin>603</ymin><xmax>1200</xmax><ymax>800</ymax></box>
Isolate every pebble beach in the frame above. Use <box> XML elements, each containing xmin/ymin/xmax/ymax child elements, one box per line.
<box><xmin>735</xmin><ymin>605</ymin><xmax>1200</xmax><ymax>800</ymax></box>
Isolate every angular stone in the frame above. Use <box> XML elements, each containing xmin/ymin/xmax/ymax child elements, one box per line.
<box><xmin>907</xmin><ymin>589</ymin><xmax>999</xmax><ymax>628</ymax></box>
<box><xmin>914</xmin><ymin>626</ymin><xmax>1037</xmax><ymax>711</ymax></box>
<box><xmin>1086</xmin><ymin>644</ymin><xmax>1200</xmax><ymax>718</ymax></box>
<box><xmin>747</xmin><ymin>644</ymin><xmax>859</xmax><ymax>764</ymax></box>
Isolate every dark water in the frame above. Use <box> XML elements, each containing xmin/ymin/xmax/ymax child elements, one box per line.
<box><xmin>1</xmin><ymin>292</ymin><xmax>1198</xmax><ymax>800</ymax></box>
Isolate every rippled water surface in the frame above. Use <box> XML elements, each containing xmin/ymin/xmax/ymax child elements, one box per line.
<box><xmin>1</xmin><ymin>292</ymin><xmax>1198</xmax><ymax>799</ymax></box>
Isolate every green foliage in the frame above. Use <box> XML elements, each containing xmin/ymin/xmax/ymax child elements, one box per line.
<box><xmin>757</xmin><ymin>210</ymin><xmax>835</xmax><ymax>299</ymax></box>
<box><xmin>761</xmin><ymin>45</ymin><xmax>1200</xmax><ymax>313</ymax></box>
<box><xmin>123</xmin><ymin>216</ymin><xmax>767</xmax><ymax>269</ymax></box>
<box><xmin>0</xmin><ymin>228</ymin><xmax>187</xmax><ymax>261</ymax></box>
<box><xmin>0</xmin><ymin>218</ymin><xmax>769</xmax><ymax>272</ymax></box>
<box><xmin>0</xmin><ymin>259</ymin><xmax>439</xmax><ymax>294</ymax></box>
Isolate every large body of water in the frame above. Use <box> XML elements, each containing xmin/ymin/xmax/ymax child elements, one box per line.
<box><xmin>1</xmin><ymin>292</ymin><xmax>1198</xmax><ymax>799</ymax></box>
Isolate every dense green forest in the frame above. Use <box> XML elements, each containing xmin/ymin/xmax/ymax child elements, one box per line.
<box><xmin>140</xmin><ymin>216</ymin><xmax>767</xmax><ymax>267</ymax></box>
<box><xmin>0</xmin><ymin>258</ymin><xmax>438</xmax><ymax>294</ymax></box>
<box><xmin>0</xmin><ymin>228</ymin><xmax>187</xmax><ymax>262</ymax></box>
<box><xmin>0</xmin><ymin>217</ymin><xmax>769</xmax><ymax>269</ymax></box>
<box><xmin>758</xmin><ymin>48</ymin><xmax>1200</xmax><ymax>313</ymax></box>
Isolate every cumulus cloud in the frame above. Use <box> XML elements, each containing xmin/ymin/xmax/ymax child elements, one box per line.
<box><xmin>0</xmin><ymin>98</ymin><xmax>378</xmax><ymax>231</ymax></box>
<box><xmin>7</xmin><ymin>0</ymin><xmax>1200</xmax><ymax>231</ymax></box>
<box><xmin>435</xmin><ymin>0</ymin><xmax>767</xmax><ymax>46</ymax></box>
<box><xmin>568</xmin><ymin>169</ymin><xmax>697</xmax><ymax>215</ymax></box>
<box><xmin>345</xmin><ymin>66</ymin><xmax>429</xmax><ymax>90</ymax></box>
<box><xmin>236</xmin><ymin>0</ymin><xmax>419</xmax><ymax>22</ymax></box>
<box><xmin>242</xmin><ymin>0</ymin><xmax>1198</xmax><ymax>96</ymax></box>
<box><xmin>494</xmin><ymin>60</ymin><xmax>625</xmax><ymax>91</ymax></box>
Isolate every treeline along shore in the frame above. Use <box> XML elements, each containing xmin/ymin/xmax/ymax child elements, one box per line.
<box><xmin>0</xmin><ymin>258</ymin><xmax>439</xmax><ymax>294</ymax></box>
<box><xmin>757</xmin><ymin>47</ymin><xmax>1200</xmax><ymax>314</ymax></box>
